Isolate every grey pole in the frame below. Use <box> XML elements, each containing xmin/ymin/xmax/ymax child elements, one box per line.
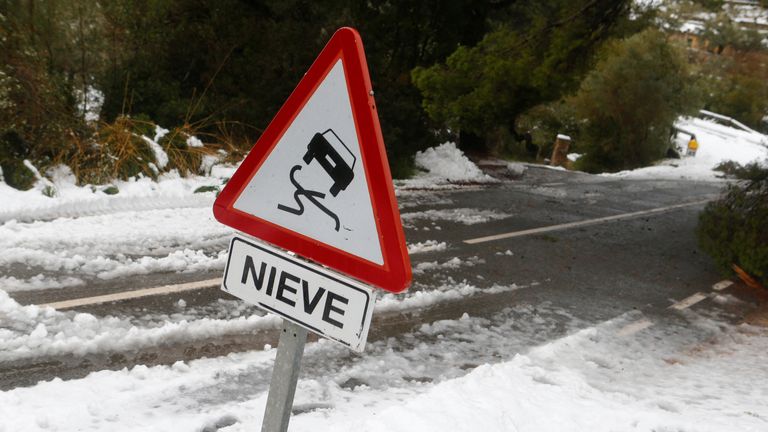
<box><xmin>261</xmin><ymin>319</ymin><xmax>308</xmax><ymax>432</ymax></box>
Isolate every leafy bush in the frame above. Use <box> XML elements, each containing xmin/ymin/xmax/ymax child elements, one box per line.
<box><xmin>573</xmin><ymin>29</ymin><xmax>700</xmax><ymax>173</ymax></box>
<box><xmin>193</xmin><ymin>185</ymin><xmax>219</xmax><ymax>194</ymax></box>
<box><xmin>101</xmin><ymin>185</ymin><xmax>119</xmax><ymax>195</ymax></box>
<box><xmin>697</xmin><ymin>162</ymin><xmax>768</xmax><ymax>286</ymax></box>
<box><xmin>698</xmin><ymin>53</ymin><xmax>768</xmax><ymax>133</ymax></box>
<box><xmin>714</xmin><ymin>160</ymin><xmax>768</xmax><ymax>181</ymax></box>
<box><xmin>0</xmin><ymin>131</ymin><xmax>35</xmax><ymax>190</ymax></box>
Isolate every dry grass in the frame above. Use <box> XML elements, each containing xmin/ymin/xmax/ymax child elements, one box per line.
<box><xmin>54</xmin><ymin>116</ymin><xmax>157</xmax><ymax>185</ymax></box>
<box><xmin>158</xmin><ymin>123</ymin><xmax>216</xmax><ymax>176</ymax></box>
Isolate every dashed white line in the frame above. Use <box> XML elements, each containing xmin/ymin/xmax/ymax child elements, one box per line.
<box><xmin>39</xmin><ymin>278</ymin><xmax>222</xmax><ymax>310</ymax></box>
<box><xmin>463</xmin><ymin>199</ymin><xmax>713</xmax><ymax>244</ymax></box>
<box><xmin>669</xmin><ymin>292</ymin><xmax>709</xmax><ymax>310</ymax></box>
<box><xmin>712</xmin><ymin>280</ymin><xmax>734</xmax><ymax>291</ymax></box>
<box><xmin>616</xmin><ymin>318</ymin><xmax>654</xmax><ymax>337</ymax></box>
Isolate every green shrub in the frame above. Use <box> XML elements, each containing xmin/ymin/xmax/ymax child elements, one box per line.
<box><xmin>697</xmin><ymin>162</ymin><xmax>768</xmax><ymax>286</ymax></box>
<box><xmin>0</xmin><ymin>131</ymin><xmax>36</xmax><ymax>190</ymax></box>
<box><xmin>0</xmin><ymin>159</ymin><xmax>36</xmax><ymax>190</ymax></box>
<box><xmin>102</xmin><ymin>185</ymin><xmax>119</xmax><ymax>195</ymax></box>
<box><xmin>41</xmin><ymin>185</ymin><xmax>57</xmax><ymax>197</ymax></box>
<box><xmin>573</xmin><ymin>29</ymin><xmax>700</xmax><ymax>173</ymax></box>
<box><xmin>714</xmin><ymin>160</ymin><xmax>768</xmax><ymax>181</ymax></box>
<box><xmin>411</xmin><ymin>1</ymin><xmax>632</xmax><ymax>154</ymax></box>
<box><xmin>193</xmin><ymin>185</ymin><xmax>219</xmax><ymax>194</ymax></box>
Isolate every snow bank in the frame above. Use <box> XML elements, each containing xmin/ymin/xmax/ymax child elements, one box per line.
<box><xmin>0</xmin><ymin>163</ymin><xmax>237</xmax><ymax>223</ymax></box>
<box><xmin>0</xmin><ymin>205</ymin><xmax>233</xmax><ymax>291</ymax></box>
<box><xmin>303</xmin><ymin>326</ymin><xmax>768</xmax><ymax>432</ymax></box>
<box><xmin>605</xmin><ymin>117</ymin><xmax>768</xmax><ymax>181</ymax></box>
<box><xmin>397</xmin><ymin>142</ymin><xmax>497</xmax><ymax>189</ymax></box>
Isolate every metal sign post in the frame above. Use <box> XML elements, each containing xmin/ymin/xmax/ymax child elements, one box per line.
<box><xmin>261</xmin><ymin>320</ymin><xmax>308</xmax><ymax>432</ymax></box>
<box><xmin>212</xmin><ymin>27</ymin><xmax>412</xmax><ymax>431</ymax></box>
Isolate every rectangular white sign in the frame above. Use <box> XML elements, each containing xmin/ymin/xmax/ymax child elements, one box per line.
<box><xmin>222</xmin><ymin>235</ymin><xmax>374</xmax><ymax>352</ymax></box>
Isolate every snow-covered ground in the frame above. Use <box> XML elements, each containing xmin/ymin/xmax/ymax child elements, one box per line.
<box><xmin>1</xmin><ymin>303</ymin><xmax>766</xmax><ymax>432</ymax></box>
<box><xmin>605</xmin><ymin>117</ymin><xmax>768</xmax><ymax>180</ymax></box>
<box><xmin>2</xmin><ymin>117</ymin><xmax>768</xmax><ymax>431</ymax></box>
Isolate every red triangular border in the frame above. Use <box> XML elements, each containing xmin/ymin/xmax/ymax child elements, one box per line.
<box><xmin>213</xmin><ymin>27</ymin><xmax>411</xmax><ymax>293</ymax></box>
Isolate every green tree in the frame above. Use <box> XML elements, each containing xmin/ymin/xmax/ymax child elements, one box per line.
<box><xmin>411</xmin><ymin>0</ymin><xmax>631</xmax><ymax>153</ymax></box>
<box><xmin>0</xmin><ymin>1</ymin><xmax>97</xmax><ymax>188</ymax></box>
<box><xmin>573</xmin><ymin>29</ymin><xmax>699</xmax><ymax>173</ymax></box>
<box><xmin>99</xmin><ymin>0</ymin><xmax>499</xmax><ymax>177</ymax></box>
<box><xmin>346</xmin><ymin>0</ymin><xmax>500</xmax><ymax>175</ymax></box>
<box><xmin>697</xmin><ymin>52</ymin><xmax>768</xmax><ymax>132</ymax></box>
<box><xmin>698</xmin><ymin>162</ymin><xmax>768</xmax><ymax>287</ymax></box>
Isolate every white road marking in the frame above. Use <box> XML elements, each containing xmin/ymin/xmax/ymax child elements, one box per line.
<box><xmin>616</xmin><ymin>318</ymin><xmax>654</xmax><ymax>337</ymax></box>
<box><xmin>712</xmin><ymin>280</ymin><xmax>734</xmax><ymax>291</ymax></box>
<box><xmin>463</xmin><ymin>199</ymin><xmax>713</xmax><ymax>244</ymax></box>
<box><xmin>39</xmin><ymin>278</ymin><xmax>221</xmax><ymax>310</ymax></box>
<box><xmin>669</xmin><ymin>292</ymin><xmax>709</xmax><ymax>310</ymax></box>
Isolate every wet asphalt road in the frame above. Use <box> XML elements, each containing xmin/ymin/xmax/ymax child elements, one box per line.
<box><xmin>3</xmin><ymin>164</ymin><xmax>759</xmax><ymax>390</ymax></box>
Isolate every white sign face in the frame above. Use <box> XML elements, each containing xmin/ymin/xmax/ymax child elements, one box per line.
<box><xmin>233</xmin><ymin>59</ymin><xmax>384</xmax><ymax>265</ymax></box>
<box><xmin>222</xmin><ymin>235</ymin><xmax>374</xmax><ymax>352</ymax></box>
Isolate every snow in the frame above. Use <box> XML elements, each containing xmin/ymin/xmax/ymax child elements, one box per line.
<box><xmin>142</xmin><ymin>136</ymin><xmax>169</xmax><ymax>169</ymax></box>
<box><xmin>187</xmin><ymin>135</ymin><xmax>204</xmax><ymax>148</ymax></box>
<box><xmin>0</xmin><ymin>207</ymin><xmax>232</xmax><ymax>286</ymax></box>
<box><xmin>414</xmin><ymin>142</ymin><xmax>491</xmax><ymax>182</ymax></box>
<box><xmin>401</xmin><ymin>208</ymin><xmax>511</xmax><ymax>226</ymax></box>
<box><xmin>407</xmin><ymin>240</ymin><xmax>448</xmax><ymax>255</ymax></box>
<box><xmin>567</xmin><ymin>152</ymin><xmax>582</xmax><ymax>162</ymax></box>
<box><xmin>374</xmin><ymin>281</ymin><xmax>521</xmax><ymax>313</ymax></box>
<box><xmin>605</xmin><ymin>116</ymin><xmax>768</xmax><ymax>180</ymax></box>
<box><xmin>3</xmin><ymin>116</ymin><xmax>768</xmax><ymax>430</ymax></box>
<box><xmin>0</xmin><ymin>274</ymin><xmax>83</xmax><ymax>292</ymax></box>
<box><xmin>0</xmin><ymin>290</ymin><xmax>282</xmax><ymax>362</ymax></box>
<box><xmin>412</xmin><ymin>256</ymin><xmax>484</xmax><ymax>275</ymax></box>
<box><xmin>0</xmin><ymin>166</ymin><xmax>236</xmax><ymax>223</ymax></box>
<box><xmin>397</xmin><ymin>142</ymin><xmax>498</xmax><ymax>189</ymax></box>
<box><xmin>1</xmin><ymin>306</ymin><xmax>766</xmax><ymax>431</ymax></box>
<box><xmin>506</xmin><ymin>162</ymin><xmax>527</xmax><ymax>176</ymax></box>
<box><xmin>74</xmin><ymin>86</ymin><xmax>104</xmax><ymax>123</ymax></box>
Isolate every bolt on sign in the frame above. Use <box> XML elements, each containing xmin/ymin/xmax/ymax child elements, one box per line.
<box><xmin>214</xmin><ymin>27</ymin><xmax>411</xmax><ymax>352</ymax></box>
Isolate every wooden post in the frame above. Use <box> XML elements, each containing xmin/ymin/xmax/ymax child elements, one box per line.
<box><xmin>550</xmin><ymin>134</ymin><xmax>572</xmax><ymax>167</ymax></box>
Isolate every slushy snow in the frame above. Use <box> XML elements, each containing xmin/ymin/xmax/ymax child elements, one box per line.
<box><xmin>1</xmin><ymin>306</ymin><xmax>766</xmax><ymax>432</ymax></box>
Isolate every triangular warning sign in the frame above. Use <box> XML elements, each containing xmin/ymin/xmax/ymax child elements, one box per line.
<box><xmin>214</xmin><ymin>27</ymin><xmax>411</xmax><ymax>293</ymax></box>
